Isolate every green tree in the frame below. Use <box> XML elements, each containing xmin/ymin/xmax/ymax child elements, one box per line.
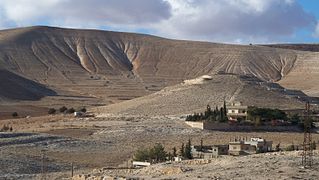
<box><xmin>66</xmin><ymin>108</ymin><xmax>75</xmax><ymax>114</ymax></box>
<box><xmin>133</xmin><ymin>143</ymin><xmax>167</xmax><ymax>163</ymax></box>
<box><xmin>200</xmin><ymin>138</ymin><xmax>203</xmax><ymax>152</ymax></box>
<box><xmin>151</xmin><ymin>143</ymin><xmax>167</xmax><ymax>163</ymax></box>
<box><xmin>48</xmin><ymin>108</ymin><xmax>56</xmax><ymax>114</ymax></box>
<box><xmin>80</xmin><ymin>107</ymin><xmax>87</xmax><ymax>113</ymax></box>
<box><xmin>184</xmin><ymin>139</ymin><xmax>193</xmax><ymax>159</ymax></box>
<box><xmin>219</xmin><ymin>107</ymin><xmax>227</xmax><ymax>122</ymax></box>
<box><xmin>223</xmin><ymin>100</ymin><xmax>227</xmax><ymax>116</ymax></box>
<box><xmin>133</xmin><ymin>148</ymin><xmax>150</xmax><ymax>162</ymax></box>
<box><xmin>180</xmin><ymin>143</ymin><xmax>185</xmax><ymax>157</ymax></box>
<box><xmin>59</xmin><ymin>106</ymin><xmax>67</xmax><ymax>113</ymax></box>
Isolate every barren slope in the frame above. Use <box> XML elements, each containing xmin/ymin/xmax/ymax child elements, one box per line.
<box><xmin>0</xmin><ymin>26</ymin><xmax>318</xmax><ymax>106</ymax></box>
<box><xmin>96</xmin><ymin>74</ymin><xmax>305</xmax><ymax>116</ymax></box>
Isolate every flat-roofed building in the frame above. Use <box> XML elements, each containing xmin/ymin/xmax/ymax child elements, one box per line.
<box><xmin>227</xmin><ymin>102</ymin><xmax>248</xmax><ymax>121</ymax></box>
<box><xmin>229</xmin><ymin>137</ymin><xmax>272</xmax><ymax>155</ymax></box>
<box><xmin>191</xmin><ymin>145</ymin><xmax>229</xmax><ymax>159</ymax></box>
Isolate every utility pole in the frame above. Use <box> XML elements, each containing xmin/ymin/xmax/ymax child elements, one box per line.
<box><xmin>71</xmin><ymin>162</ymin><xmax>74</xmax><ymax>177</ymax></box>
<box><xmin>41</xmin><ymin>149</ymin><xmax>46</xmax><ymax>180</ymax></box>
<box><xmin>302</xmin><ymin>102</ymin><xmax>313</xmax><ymax>168</ymax></box>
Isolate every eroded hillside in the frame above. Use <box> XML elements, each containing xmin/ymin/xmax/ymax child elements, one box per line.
<box><xmin>0</xmin><ymin>26</ymin><xmax>318</xmax><ymax>106</ymax></box>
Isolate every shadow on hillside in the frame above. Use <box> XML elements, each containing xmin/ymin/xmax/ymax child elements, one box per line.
<box><xmin>0</xmin><ymin>69</ymin><xmax>57</xmax><ymax>101</ymax></box>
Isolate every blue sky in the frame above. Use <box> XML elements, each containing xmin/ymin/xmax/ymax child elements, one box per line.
<box><xmin>0</xmin><ymin>0</ymin><xmax>318</xmax><ymax>44</ymax></box>
<box><xmin>291</xmin><ymin>0</ymin><xmax>319</xmax><ymax>43</ymax></box>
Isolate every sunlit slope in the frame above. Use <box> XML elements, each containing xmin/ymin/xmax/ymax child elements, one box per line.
<box><xmin>0</xmin><ymin>26</ymin><xmax>318</xmax><ymax>102</ymax></box>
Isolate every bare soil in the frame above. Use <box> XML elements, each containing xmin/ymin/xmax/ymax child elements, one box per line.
<box><xmin>1</xmin><ymin>114</ymin><xmax>318</xmax><ymax>179</ymax></box>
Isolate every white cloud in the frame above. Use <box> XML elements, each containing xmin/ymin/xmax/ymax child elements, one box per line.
<box><xmin>0</xmin><ymin>0</ymin><xmax>317</xmax><ymax>43</ymax></box>
<box><xmin>0</xmin><ymin>0</ymin><xmax>171</xmax><ymax>27</ymax></box>
<box><xmin>156</xmin><ymin>0</ymin><xmax>316</xmax><ymax>43</ymax></box>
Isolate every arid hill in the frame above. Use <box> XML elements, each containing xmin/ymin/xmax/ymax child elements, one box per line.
<box><xmin>96</xmin><ymin>74</ymin><xmax>305</xmax><ymax>116</ymax></box>
<box><xmin>0</xmin><ymin>26</ymin><xmax>318</xmax><ymax>110</ymax></box>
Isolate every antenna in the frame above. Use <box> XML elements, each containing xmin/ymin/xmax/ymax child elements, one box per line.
<box><xmin>302</xmin><ymin>102</ymin><xmax>313</xmax><ymax>168</ymax></box>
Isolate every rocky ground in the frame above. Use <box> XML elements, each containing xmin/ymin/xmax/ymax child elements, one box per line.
<box><xmin>1</xmin><ymin>114</ymin><xmax>319</xmax><ymax>179</ymax></box>
<box><xmin>77</xmin><ymin>150</ymin><xmax>319</xmax><ymax>180</ymax></box>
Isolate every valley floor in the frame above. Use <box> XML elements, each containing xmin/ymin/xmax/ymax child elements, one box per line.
<box><xmin>0</xmin><ymin>115</ymin><xmax>319</xmax><ymax>179</ymax></box>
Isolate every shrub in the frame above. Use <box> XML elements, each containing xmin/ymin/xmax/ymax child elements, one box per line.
<box><xmin>12</xmin><ymin>112</ymin><xmax>18</xmax><ymax>117</ymax></box>
<box><xmin>48</xmin><ymin>108</ymin><xmax>56</xmax><ymax>114</ymax></box>
<box><xmin>66</xmin><ymin>108</ymin><xmax>75</xmax><ymax>114</ymax></box>
<box><xmin>80</xmin><ymin>107</ymin><xmax>87</xmax><ymax>113</ymax></box>
<box><xmin>285</xmin><ymin>144</ymin><xmax>295</xmax><ymax>151</ymax></box>
<box><xmin>59</xmin><ymin>106</ymin><xmax>67</xmax><ymax>113</ymax></box>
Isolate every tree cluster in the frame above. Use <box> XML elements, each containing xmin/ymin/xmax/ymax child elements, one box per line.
<box><xmin>248</xmin><ymin>107</ymin><xmax>287</xmax><ymax>121</ymax></box>
<box><xmin>133</xmin><ymin>143</ymin><xmax>167</xmax><ymax>163</ymax></box>
<box><xmin>133</xmin><ymin>139</ymin><xmax>196</xmax><ymax>164</ymax></box>
<box><xmin>186</xmin><ymin>102</ymin><xmax>228</xmax><ymax>122</ymax></box>
<box><xmin>47</xmin><ymin>106</ymin><xmax>87</xmax><ymax>115</ymax></box>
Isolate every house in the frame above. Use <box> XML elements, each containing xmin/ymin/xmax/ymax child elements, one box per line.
<box><xmin>191</xmin><ymin>145</ymin><xmax>228</xmax><ymax>159</ymax></box>
<box><xmin>229</xmin><ymin>141</ymin><xmax>255</xmax><ymax>155</ymax></box>
<box><xmin>227</xmin><ymin>102</ymin><xmax>248</xmax><ymax>121</ymax></box>
<box><xmin>228</xmin><ymin>137</ymin><xmax>272</xmax><ymax>155</ymax></box>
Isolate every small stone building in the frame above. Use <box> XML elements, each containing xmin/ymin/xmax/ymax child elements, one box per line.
<box><xmin>229</xmin><ymin>137</ymin><xmax>272</xmax><ymax>155</ymax></box>
<box><xmin>192</xmin><ymin>145</ymin><xmax>228</xmax><ymax>159</ymax></box>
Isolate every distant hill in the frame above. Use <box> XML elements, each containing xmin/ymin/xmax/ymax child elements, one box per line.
<box><xmin>0</xmin><ymin>26</ymin><xmax>318</xmax><ymax>109</ymax></box>
<box><xmin>263</xmin><ymin>44</ymin><xmax>319</xmax><ymax>52</ymax></box>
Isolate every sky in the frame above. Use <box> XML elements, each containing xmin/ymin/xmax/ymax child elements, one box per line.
<box><xmin>0</xmin><ymin>0</ymin><xmax>318</xmax><ymax>44</ymax></box>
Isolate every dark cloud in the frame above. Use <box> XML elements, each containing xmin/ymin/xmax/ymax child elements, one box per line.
<box><xmin>0</xmin><ymin>0</ymin><xmax>317</xmax><ymax>43</ymax></box>
<box><xmin>156</xmin><ymin>0</ymin><xmax>317</xmax><ymax>43</ymax></box>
